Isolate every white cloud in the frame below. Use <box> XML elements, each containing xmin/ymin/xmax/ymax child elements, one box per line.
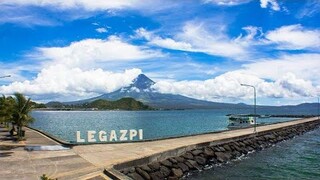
<box><xmin>0</xmin><ymin>0</ymin><xmax>135</xmax><ymax>11</ymax></box>
<box><xmin>153</xmin><ymin>71</ymin><xmax>319</xmax><ymax>103</ymax></box>
<box><xmin>153</xmin><ymin>53</ymin><xmax>320</xmax><ymax>102</ymax></box>
<box><xmin>36</xmin><ymin>36</ymin><xmax>163</xmax><ymax>68</ymax></box>
<box><xmin>0</xmin><ymin>67</ymin><xmax>142</xmax><ymax>101</ymax></box>
<box><xmin>136</xmin><ymin>22</ymin><xmax>249</xmax><ymax>60</ymax></box>
<box><xmin>265</xmin><ymin>24</ymin><xmax>320</xmax><ymax>50</ymax></box>
<box><xmin>260</xmin><ymin>0</ymin><xmax>280</xmax><ymax>11</ymax></box>
<box><xmin>236</xmin><ymin>53</ymin><xmax>320</xmax><ymax>84</ymax></box>
<box><xmin>95</xmin><ymin>27</ymin><xmax>107</xmax><ymax>33</ymax></box>
<box><xmin>203</xmin><ymin>0</ymin><xmax>252</xmax><ymax>6</ymax></box>
<box><xmin>0</xmin><ymin>36</ymin><xmax>164</xmax><ymax>101</ymax></box>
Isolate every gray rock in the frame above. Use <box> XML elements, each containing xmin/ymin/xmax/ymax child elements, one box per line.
<box><xmin>175</xmin><ymin>156</ymin><xmax>185</xmax><ymax>163</ymax></box>
<box><xmin>215</xmin><ymin>152</ymin><xmax>228</xmax><ymax>163</ymax></box>
<box><xmin>161</xmin><ymin>160</ymin><xmax>173</xmax><ymax>167</ymax></box>
<box><xmin>168</xmin><ymin>176</ymin><xmax>179</xmax><ymax>180</ymax></box>
<box><xmin>223</xmin><ymin>144</ymin><xmax>232</xmax><ymax>151</ymax></box>
<box><xmin>247</xmin><ymin>146</ymin><xmax>254</xmax><ymax>151</ymax></box>
<box><xmin>160</xmin><ymin>165</ymin><xmax>171</xmax><ymax>177</ymax></box>
<box><xmin>213</xmin><ymin>146</ymin><xmax>221</xmax><ymax>152</ymax></box>
<box><xmin>224</xmin><ymin>152</ymin><xmax>232</xmax><ymax>160</ymax></box>
<box><xmin>194</xmin><ymin>156</ymin><xmax>206</xmax><ymax>165</ymax></box>
<box><xmin>168</xmin><ymin>157</ymin><xmax>178</xmax><ymax>164</ymax></box>
<box><xmin>204</xmin><ymin>147</ymin><xmax>215</xmax><ymax>157</ymax></box>
<box><xmin>128</xmin><ymin>172</ymin><xmax>144</xmax><ymax>180</ymax></box>
<box><xmin>184</xmin><ymin>161</ymin><xmax>194</xmax><ymax>169</ymax></box>
<box><xmin>148</xmin><ymin>162</ymin><xmax>160</xmax><ymax>171</ymax></box>
<box><xmin>171</xmin><ymin>168</ymin><xmax>183</xmax><ymax>177</ymax></box>
<box><xmin>218</xmin><ymin>146</ymin><xmax>226</xmax><ymax>152</ymax></box>
<box><xmin>182</xmin><ymin>152</ymin><xmax>194</xmax><ymax>159</ymax></box>
<box><xmin>239</xmin><ymin>142</ymin><xmax>246</xmax><ymax>147</ymax></box>
<box><xmin>149</xmin><ymin>171</ymin><xmax>163</xmax><ymax>180</ymax></box>
<box><xmin>232</xmin><ymin>150</ymin><xmax>241</xmax><ymax>158</ymax></box>
<box><xmin>136</xmin><ymin>167</ymin><xmax>151</xmax><ymax>180</ymax></box>
<box><xmin>129</xmin><ymin>167</ymin><xmax>136</xmax><ymax>173</ymax></box>
<box><xmin>140</xmin><ymin>165</ymin><xmax>152</xmax><ymax>172</ymax></box>
<box><xmin>187</xmin><ymin>160</ymin><xmax>202</xmax><ymax>170</ymax></box>
<box><xmin>177</xmin><ymin>162</ymin><xmax>189</xmax><ymax>172</ymax></box>
<box><xmin>191</xmin><ymin>149</ymin><xmax>203</xmax><ymax>156</ymax></box>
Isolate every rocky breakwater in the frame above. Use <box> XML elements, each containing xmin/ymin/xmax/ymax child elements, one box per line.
<box><xmin>115</xmin><ymin>120</ymin><xmax>320</xmax><ymax>180</ymax></box>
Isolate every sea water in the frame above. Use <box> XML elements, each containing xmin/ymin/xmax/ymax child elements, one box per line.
<box><xmin>188</xmin><ymin>127</ymin><xmax>320</xmax><ymax>179</ymax></box>
<box><xmin>30</xmin><ymin>109</ymin><xmax>297</xmax><ymax>143</ymax></box>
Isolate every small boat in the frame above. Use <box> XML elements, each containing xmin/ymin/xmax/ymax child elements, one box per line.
<box><xmin>227</xmin><ymin>114</ymin><xmax>255</xmax><ymax>128</ymax></box>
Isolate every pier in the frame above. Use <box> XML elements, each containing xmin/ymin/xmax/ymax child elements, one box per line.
<box><xmin>1</xmin><ymin>117</ymin><xmax>319</xmax><ymax>180</ymax></box>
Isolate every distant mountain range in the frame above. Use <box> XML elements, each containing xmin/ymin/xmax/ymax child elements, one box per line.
<box><xmin>46</xmin><ymin>74</ymin><xmax>319</xmax><ymax>114</ymax></box>
<box><xmin>63</xmin><ymin>74</ymin><xmax>250</xmax><ymax>109</ymax></box>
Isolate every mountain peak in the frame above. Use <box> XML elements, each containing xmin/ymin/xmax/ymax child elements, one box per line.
<box><xmin>131</xmin><ymin>74</ymin><xmax>155</xmax><ymax>90</ymax></box>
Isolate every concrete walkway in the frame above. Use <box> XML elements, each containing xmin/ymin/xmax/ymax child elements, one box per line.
<box><xmin>0</xmin><ymin>126</ymin><xmax>107</xmax><ymax>180</ymax></box>
<box><xmin>0</xmin><ymin>117</ymin><xmax>319</xmax><ymax>179</ymax></box>
<box><xmin>72</xmin><ymin>117</ymin><xmax>320</xmax><ymax>168</ymax></box>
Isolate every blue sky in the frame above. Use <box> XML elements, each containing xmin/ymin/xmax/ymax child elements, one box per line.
<box><xmin>0</xmin><ymin>0</ymin><xmax>319</xmax><ymax>105</ymax></box>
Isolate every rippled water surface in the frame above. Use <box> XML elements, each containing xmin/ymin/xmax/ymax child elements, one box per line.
<box><xmin>188</xmin><ymin>127</ymin><xmax>320</xmax><ymax>180</ymax></box>
<box><xmin>30</xmin><ymin>109</ymin><xmax>297</xmax><ymax>143</ymax></box>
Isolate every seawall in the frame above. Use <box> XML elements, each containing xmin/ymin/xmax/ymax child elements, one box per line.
<box><xmin>105</xmin><ymin>118</ymin><xmax>320</xmax><ymax>180</ymax></box>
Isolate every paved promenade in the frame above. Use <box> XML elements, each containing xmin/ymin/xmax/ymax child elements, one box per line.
<box><xmin>0</xmin><ymin>117</ymin><xmax>319</xmax><ymax>179</ymax></box>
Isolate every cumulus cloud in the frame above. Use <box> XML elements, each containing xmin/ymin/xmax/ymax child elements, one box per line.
<box><xmin>237</xmin><ymin>53</ymin><xmax>320</xmax><ymax>84</ymax></box>
<box><xmin>152</xmin><ymin>53</ymin><xmax>320</xmax><ymax>102</ymax></box>
<box><xmin>153</xmin><ymin>71</ymin><xmax>319</xmax><ymax>103</ymax></box>
<box><xmin>136</xmin><ymin>22</ymin><xmax>249</xmax><ymax>60</ymax></box>
<box><xmin>265</xmin><ymin>24</ymin><xmax>320</xmax><ymax>50</ymax></box>
<box><xmin>95</xmin><ymin>27</ymin><xmax>107</xmax><ymax>33</ymax></box>
<box><xmin>0</xmin><ymin>36</ymin><xmax>163</xmax><ymax>101</ymax></box>
<box><xmin>260</xmin><ymin>0</ymin><xmax>280</xmax><ymax>11</ymax></box>
<box><xmin>36</xmin><ymin>36</ymin><xmax>163</xmax><ymax>68</ymax></box>
<box><xmin>0</xmin><ymin>67</ymin><xmax>142</xmax><ymax>101</ymax></box>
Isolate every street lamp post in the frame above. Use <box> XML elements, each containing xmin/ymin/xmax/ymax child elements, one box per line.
<box><xmin>241</xmin><ymin>83</ymin><xmax>257</xmax><ymax>133</ymax></box>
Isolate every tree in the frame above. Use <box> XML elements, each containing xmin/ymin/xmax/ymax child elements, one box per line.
<box><xmin>11</xmin><ymin>93</ymin><xmax>34</xmax><ymax>140</ymax></box>
<box><xmin>0</xmin><ymin>95</ymin><xmax>15</xmax><ymax>126</ymax></box>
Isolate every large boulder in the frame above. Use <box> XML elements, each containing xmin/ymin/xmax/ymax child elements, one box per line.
<box><xmin>182</xmin><ymin>152</ymin><xmax>194</xmax><ymax>160</ymax></box>
<box><xmin>161</xmin><ymin>160</ymin><xmax>173</xmax><ymax>167</ymax></box>
<box><xmin>171</xmin><ymin>168</ymin><xmax>183</xmax><ymax>177</ymax></box>
<box><xmin>136</xmin><ymin>167</ymin><xmax>151</xmax><ymax>180</ymax></box>
<box><xmin>128</xmin><ymin>172</ymin><xmax>144</xmax><ymax>180</ymax></box>
<box><xmin>191</xmin><ymin>149</ymin><xmax>203</xmax><ymax>156</ymax></box>
<box><xmin>177</xmin><ymin>162</ymin><xmax>189</xmax><ymax>172</ymax></box>
<box><xmin>148</xmin><ymin>162</ymin><xmax>160</xmax><ymax>171</ymax></box>
<box><xmin>194</xmin><ymin>156</ymin><xmax>206</xmax><ymax>165</ymax></box>
<box><xmin>160</xmin><ymin>166</ymin><xmax>171</xmax><ymax>177</ymax></box>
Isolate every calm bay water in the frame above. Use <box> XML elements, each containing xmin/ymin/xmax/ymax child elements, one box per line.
<box><xmin>188</xmin><ymin>127</ymin><xmax>320</xmax><ymax>180</ymax></box>
<box><xmin>30</xmin><ymin>109</ymin><xmax>296</xmax><ymax>143</ymax></box>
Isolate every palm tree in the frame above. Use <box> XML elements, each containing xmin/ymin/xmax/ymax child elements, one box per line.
<box><xmin>12</xmin><ymin>93</ymin><xmax>34</xmax><ymax>140</ymax></box>
<box><xmin>0</xmin><ymin>95</ymin><xmax>15</xmax><ymax>126</ymax></box>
